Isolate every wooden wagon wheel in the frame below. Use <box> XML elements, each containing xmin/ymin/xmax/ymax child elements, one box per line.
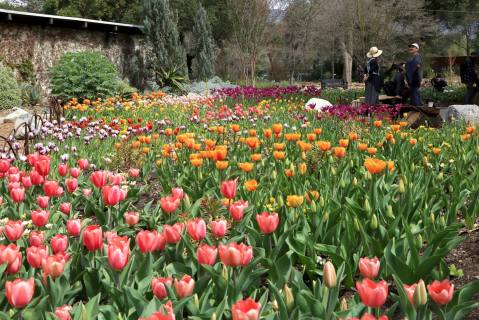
<box><xmin>49</xmin><ymin>96</ymin><xmax>64</xmax><ymax>123</ymax></box>
<box><xmin>0</xmin><ymin>134</ymin><xmax>17</xmax><ymax>158</ymax></box>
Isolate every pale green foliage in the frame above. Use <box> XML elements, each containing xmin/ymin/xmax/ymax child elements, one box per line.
<box><xmin>0</xmin><ymin>64</ymin><xmax>22</xmax><ymax>110</ymax></box>
<box><xmin>192</xmin><ymin>5</ymin><xmax>216</xmax><ymax>80</ymax></box>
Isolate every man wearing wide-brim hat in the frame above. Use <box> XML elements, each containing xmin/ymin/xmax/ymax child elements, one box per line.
<box><xmin>406</xmin><ymin>43</ymin><xmax>423</xmax><ymax>106</ymax></box>
<box><xmin>364</xmin><ymin>47</ymin><xmax>383</xmax><ymax>105</ymax></box>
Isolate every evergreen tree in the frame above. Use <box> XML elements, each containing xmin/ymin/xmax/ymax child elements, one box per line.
<box><xmin>192</xmin><ymin>5</ymin><xmax>216</xmax><ymax>80</ymax></box>
<box><xmin>143</xmin><ymin>0</ymin><xmax>186</xmax><ymax>85</ymax></box>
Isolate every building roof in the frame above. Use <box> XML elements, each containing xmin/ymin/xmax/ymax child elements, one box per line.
<box><xmin>0</xmin><ymin>9</ymin><xmax>143</xmax><ymax>34</ymax></box>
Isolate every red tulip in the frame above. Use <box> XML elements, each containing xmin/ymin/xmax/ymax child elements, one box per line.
<box><xmin>356</xmin><ymin>278</ymin><xmax>389</xmax><ymax>308</ymax></box>
<box><xmin>171</xmin><ymin>187</ymin><xmax>184</xmax><ymax>200</ymax></box>
<box><xmin>0</xmin><ymin>243</ymin><xmax>22</xmax><ymax>274</ymax></box>
<box><xmin>59</xmin><ymin>202</ymin><xmax>71</xmax><ymax>215</ymax></box>
<box><xmin>90</xmin><ymin>170</ymin><xmax>108</xmax><ymax>188</ymax></box>
<box><xmin>31</xmin><ymin>210</ymin><xmax>50</xmax><ymax>227</ymax></box>
<box><xmin>404</xmin><ymin>283</ymin><xmax>417</xmax><ymax>306</ymax></box>
<box><xmin>5</xmin><ymin>278</ymin><xmax>35</xmax><ymax>308</ymax></box>
<box><xmin>139</xmin><ymin>301</ymin><xmax>174</xmax><ymax>320</ymax></box>
<box><xmin>82</xmin><ymin>225</ymin><xmax>103</xmax><ymax>251</ymax></box>
<box><xmin>26</xmin><ymin>245</ymin><xmax>48</xmax><ymax>268</ymax></box>
<box><xmin>109</xmin><ymin>174</ymin><xmax>123</xmax><ymax>185</ymax></box>
<box><xmin>4</xmin><ymin>220</ymin><xmax>24</xmax><ymax>241</ymax></box>
<box><xmin>359</xmin><ymin>314</ymin><xmax>388</xmax><ymax>320</ymax></box>
<box><xmin>220</xmin><ymin>178</ymin><xmax>238</xmax><ymax>199</ymax></box>
<box><xmin>55</xmin><ymin>305</ymin><xmax>72</xmax><ymax>320</ymax></box>
<box><xmin>232</xmin><ymin>298</ymin><xmax>261</xmax><ymax>320</ymax></box>
<box><xmin>155</xmin><ymin>232</ymin><xmax>167</xmax><ymax>251</ymax></box>
<box><xmin>136</xmin><ymin>230</ymin><xmax>159</xmax><ymax>253</ymax></box>
<box><xmin>428</xmin><ymin>280</ymin><xmax>454</xmax><ymax>305</ymax></box>
<box><xmin>124</xmin><ymin>212</ymin><xmax>140</xmax><ymax>226</ymax></box>
<box><xmin>359</xmin><ymin>257</ymin><xmax>380</xmax><ymax>279</ymax></box>
<box><xmin>77</xmin><ymin>159</ymin><xmax>89</xmax><ymax>170</ymax></box>
<box><xmin>10</xmin><ymin>187</ymin><xmax>25</xmax><ymax>203</ymax></box>
<box><xmin>44</xmin><ymin>180</ymin><xmax>63</xmax><ymax>197</ymax></box>
<box><xmin>69</xmin><ymin>167</ymin><xmax>81</xmax><ymax>178</ymax></box>
<box><xmin>42</xmin><ymin>254</ymin><xmax>67</xmax><ymax>280</ymax></box>
<box><xmin>256</xmin><ymin>212</ymin><xmax>279</xmax><ymax>234</ymax></box>
<box><xmin>163</xmin><ymin>223</ymin><xmax>184</xmax><ymax>244</ymax></box>
<box><xmin>82</xmin><ymin>188</ymin><xmax>92</xmax><ymax>197</ymax></box>
<box><xmin>21</xmin><ymin>176</ymin><xmax>32</xmax><ymax>189</ymax></box>
<box><xmin>0</xmin><ymin>196</ymin><xmax>2</xmax><ymax>205</ymax></box>
<box><xmin>152</xmin><ymin>277</ymin><xmax>173</xmax><ymax>300</ymax></box>
<box><xmin>229</xmin><ymin>200</ymin><xmax>248</xmax><ymax>221</ymax></box>
<box><xmin>197</xmin><ymin>244</ymin><xmax>217</xmax><ymax>265</ymax></box>
<box><xmin>9</xmin><ymin>173</ymin><xmax>20</xmax><ymax>183</ymax></box>
<box><xmin>211</xmin><ymin>219</ymin><xmax>228</xmax><ymax>238</ymax></box>
<box><xmin>51</xmin><ymin>234</ymin><xmax>68</xmax><ymax>254</ymax></box>
<box><xmin>66</xmin><ymin>178</ymin><xmax>78</xmax><ymax>193</ymax></box>
<box><xmin>36</xmin><ymin>195</ymin><xmax>49</xmax><ymax>209</ymax></box>
<box><xmin>129</xmin><ymin>168</ymin><xmax>140</xmax><ymax>178</ymax></box>
<box><xmin>66</xmin><ymin>219</ymin><xmax>81</xmax><ymax>237</ymax></box>
<box><xmin>34</xmin><ymin>155</ymin><xmax>50</xmax><ymax>177</ymax></box>
<box><xmin>187</xmin><ymin>218</ymin><xmax>206</xmax><ymax>241</ymax></box>
<box><xmin>0</xmin><ymin>159</ymin><xmax>10</xmax><ymax>173</ymax></box>
<box><xmin>107</xmin><ymin>236</ymin><xmax>130</xmax><ymax>271</ymax></box>
<box><xmin>29</xmin><ymin>170</ymin><xmax>44</xmax><ymax>185</ymax></box>
<box><xmin>102</xmin><ymin>185</ymin><xmax>126</xmax><ymax>206</ymax></box>
<box><xmin>160</xmin><ymin>196</ymin><xmax>181</xmax><ymax>214</ymax></box>
<box><xmin>27</xmin><ymin>153</ymin><xmax>40</xmax><ymax>166</ymax></box>
<box><xmin>29</xmin><ymin>231</ymin><xmax>45</xmax><ymax>247</ymax></box>
<box><xmin>174</xmin><ymin>275</ymin><xmax>195</xmax><ymax>298</ymax></box>
<box><xmin>58</xmin><ymin>163</ymin><xmax>68</xmax><ymax>177</ymax></box>
<box><xmin>219</xmin><ymin>242</ymin><xmax>253</xmax><ymax>267</ymax></box>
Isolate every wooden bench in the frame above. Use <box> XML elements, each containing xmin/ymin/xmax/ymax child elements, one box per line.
<box><xmin>321</xmin><ymin>79</ymin><xmax>347</xmax><ymax>89</ymax></box>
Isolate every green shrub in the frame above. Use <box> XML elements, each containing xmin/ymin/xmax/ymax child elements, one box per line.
<box><xmin>0</xmin><ymin>64</ymin><xmax>22</xmax><ymax>110</ymax></box>
<box><xmin>51</xmin><ymin>51</ymin><xmax>120</xmax><ymax>100</ymax></box>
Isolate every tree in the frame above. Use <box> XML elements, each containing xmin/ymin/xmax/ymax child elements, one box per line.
<box><xmin>192</xmin><ymin>5</ymin><xmax>216</xmax><ymax>80</ymax></box>
<box><xmin>143</xmin><ymin>0</ymin><xmax>186</xmax><ymax>86</ymax></box>
<box><xmin>318</xmin><ymin>0</ymin><xmax>434</xmax><ymax>85</ymax></box>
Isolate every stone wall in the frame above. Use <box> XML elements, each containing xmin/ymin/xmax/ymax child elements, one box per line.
<box><xmin>0</xmin><ymin>21</ymin><xmax>143</xmax><ymax>95</ymax></box>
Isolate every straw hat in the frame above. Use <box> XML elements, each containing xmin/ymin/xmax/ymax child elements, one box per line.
<box><xmin>367</xmin><ymin>47</ymin><xmax>383</xmax><ymax>58</ymax></box>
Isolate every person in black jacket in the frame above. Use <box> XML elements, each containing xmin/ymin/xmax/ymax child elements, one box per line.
<box><xmin>406</xmin><ymin>43</ymin><xmax>423</xmax><ymax>106</ymax></box>
<box><xmin>364</xmin><ymin>47</ymin><xmax>382</xmax><ymax>105</ymax></box>
<box><xmin>460</xmin><ymin>52</ymin><xmax>478</xmax><ymax>104</ymax></box>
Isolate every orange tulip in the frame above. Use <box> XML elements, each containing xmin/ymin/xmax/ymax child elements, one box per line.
<box><xmin>298</xmin><ymin>162</ymin><xmax>307</xmax><ymax>175</ymax></box>
<box><xmin>364</xmin><ymin>158</ymin><xmax>387</xmax><ymax>174</ymax></box>
<box><xmin>358</xmin><ymin>143</ymin><xmax>368</xmax><ymax>152</ymax></box>
<box><xmin>191</xmin><ymin>158</ymin><xmax>203</xmax><ymax>167</ymax></box>
<box><xmin>215</xmin><ymin>161</ymin><xmax>229</xmax><ymax>170</ymax></box>
<box><xmin>263</xmin><ymin>129</ymin><xmax>273</xmax><ymax>139</ymax></box>
<box><xmin>387</xmin><ymin>161</ymin><xmax>395</xmax><ymax>172</ymax></box>
<box><xmin>390</xmin><ymin>124</ymin><xmax>400</xmax><ymax>132</ymax></box>
<box><xmin>245</xmin><ymin>137</ymin><xmax>260</xmax><ymax>149</ymax></box>
<box><xmin>465</xmin><ymin>126</ymin><xmax>475</xmax><ymax>134</ymax></box>
<box><xmin>367</xmin><ymin>147</ymin><xmax>377</xmax><ymax>155</ymax></box>
<box><xmin>305</xmin><ymin>190</ymin><xmax>319</xmax><ymax>202</ymax></box>
<box><xmin>231</xmin><ymin>124</ymin><xmax>240</xmax><ymax>133</ymax></box>
<box><xmin>349</xmin><ymin>132</ymin><xmax>358</xmax><ymax>141</ymax></box>
<box><xmin>373</xmin><ymin>120</ymin><xmax>382</xmax><ymax>127</ymax></box>
<box><xmin>248</xmin><ymin>129</ymin><xmax>257</xmax><ymax>137</ymax></box>
<box><xmin>251</xmin><ymin>154</ymin><xmax>262</xmax><ymax>162</ymax></box>
<box><xmin>339</xmin><ymin>139</ymin><xmax>349</xmax><ymax>148</ymax></box>
<box><xmin>316</xmin><ymin>141</ymin><xmax>331</xmax><ymax>151</ymax></box>
<box><xmin>334</xmin><ymin>147</ymin><xmax>347</xmax><ymax>158</ymax></box>
<box><xmin>272</xmin><ymin>123</ymin><xmax>283</xmax><ymax>134</ymax></box>
<box><xmin>274</xmin><ymin>143</ymin><xmax>285</xmax><ymax>151</ymax></box>
<box><xmin>238</xmin><ymin>162</ymin><xmax>254</xmax><ymax>172</ymax></box>
<box><xmin>313</xmin><ymin>128</ymin><xmax>322</xmax><ymax>135</ymax></box>
<box><xmin>432</xmin><ymin>147</ymin><xmax>441</xmax><ymax>155</ymax></box>
<box><xmin>244</xmin><ymin>180</ymin><xmax>258</xmax><ymax>191</ymax></box>
<box><xmin>273</xmin><ymin>151</ymin><xmax>285</xmax><ymax>160</ymax></box>
<box><xmin>297</xmin><ymin>141</ymin><xmax>312</xmax><ymax>152</ymax></box>
<box><xmin>307</xmin><ymin>133</ymin><xmax>317</xmax><ymax>141</ymax></box>
<box><xmin>409</xmin><ymin>138</ymin><xmax>417</xmax><ymax>145</ymax></box>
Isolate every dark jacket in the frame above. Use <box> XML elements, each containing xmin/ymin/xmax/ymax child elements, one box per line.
<box><xmin>393</xmin><ymin>71</ymin><xmax>407</xmax><ymax>97</ymax></box>
<box><xmin>364</xmin><ymin>58</ymin><xmax>381</xmax><ymax>91</ymax></box>
<box><xmin>406</xmin><ymin>54</ymin><xmax>422</xmax><ymax>87</ymax></box>
<box><xmin>460</xmin><ymin>57</ymin><xmax>477</xmax><ymax>84</ymax></box>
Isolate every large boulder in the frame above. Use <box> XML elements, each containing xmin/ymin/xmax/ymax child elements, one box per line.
<box><xmin>305</xmin><ymin>98</ymin><xmax>332</xmax><ymax>112</ymax></box>
<box><xmin>0</xmin><ymin>108</ymin><xmax>36</xmax><ymax>138</ymax></box>
<box><xmin>445</xmin><ymin>105</ymin><xmax>479</xmax><ymax>123</ymax></box>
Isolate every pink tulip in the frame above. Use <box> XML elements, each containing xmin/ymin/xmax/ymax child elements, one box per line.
<box><xmin>31</xmin><ymin>210</ymin><xmax>50</xmax><ymax>227</ymax></box>
<box><xmin>4</xmin><ymin>220</ymin><xmax>24</xmax><ymax>241</ymax></box>
<box><xmin>29</xmin><ymin>231</ymin><xmax>45</xmax><ymax>247</ymax></box>
<box><xmin>152</xmin><ymin>277</ymin><xmax>173</xmax><ymax>300</ymax></box>
<box><xmin>26</xmin><ymin>245</ymin><xmax>48</xmax><ymax>268</ymax></box>
<box><xmin>187</xmin><ymin>218</ymin><xmax>206</xmax><ymax>241</ymax></box>
<box><xmin>163</xmin><ymin>223</ymin><xmax>184</xmax><ymax>244</ymax></box>
<box><xmin>220</xmin><ymin>178</ymin><xmax>238</xmax><ymax>199</ymax></box>
<box><xmin>58</xmin><ymin>164</ymin><xmax>68</xmax><ymax>177</ymax></box>
<box><xmin>174</xmin><ymin>275</ymin><xmax>195</xmax><ymax>298</ymax></box>
<box><xmin>66</xmin><ymin>219</ymin><xmax>81</xmax><ymax>237</ymax></box>
<box><xmin>90</xmin><ymin>170</ymin><xmax>108</xmax><ymax>188</ymax></box>
<box><xmin>129</xmin><ymin>168</ymin><xmax>140</xmax><ymax>178</ymax></box>
<box><xmin>211</xmin><ymin>219</ymin><xmax>228</xmax><ymax>238</ymax></box>
<box><xmin>124</xmin><ymin>211</ymin><xmax>140</xmax><ymax>226</ymax></box>
<box><xmin>197</xmin><ymin>244</ymin><xmax>217</xmax><ymax>265</ymax></box>
<box><xmin>77</xmin><ymin>159</ymin><xmax>89</xmax><ymax>170</ymax></box>
<box><xmin>5</xmin><ymin>278</ymin><xmax>35</xmax><ymax>308</ymax></box>
<box><xmin>107</xmin><ymin>236</ymin><xmax>130</xmax><ymax>271</ymax></box>
<box><xmin>229</xmin><ymin>200</ymin><xmax>248</xmax><ymax>221</ymax></box>
<box><xmin>256</xmin><ymin>212</ymin><xmax>279</xmax><ymax>234</ymax></box>
<box><xmin>219</xmin><ymin>242</ymin><xmax>253</xmax><ymax>267</ymax></box>
<box><xmin>171</xmin><ymin>187</ymin><xmax>184</xmax><ymax>200</ymax></box>
<box><xmin>160</xmin><ymin>196</ymin><xmax>181</xmax><ymax>214</ymax></box>
<box><xmin>428</xmin><ymin>279</ymin><xmax>454</xmax><ymax>305</ymax></box>
<box><xmin>50</xmin><ymin>234</ymin><xmax>68</xmax><ymax>254</ymax></box>
<box><xmin>66</xmin><ymin>178</ymin><xmax>78</xmax><ymax>193</ymax></box>
<box><xmin>36</xmin><ymin>195</ymin><xmax>50</xmax><ymax>209</ymax></box>
<box><xmin>69</xmin><ymin>167</ymin><xmax>81</xmax><ymax>178</ymax></box>
<box><xmin>359</xmin><ymin>257</ymin><xmax>380</xmax><ymax>279</ymax></box>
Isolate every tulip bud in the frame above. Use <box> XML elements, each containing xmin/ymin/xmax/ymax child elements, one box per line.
<box><xmin>476</xmin><ymin>146</ymin><xmax>479</xmax><ymax>155</ymax></box>
<box><xmin>323</xmin><ymin>261</ymin><xmax>337</xmax><ymax>288</ymax></box>
<box><xmin>340</xmin><ymin>298</ymin><xmax>348</xmax><ymax>311</ymax></box>
<box><xmin>365</xmin><ymin>171</ymin><xmax>372</xmax><ymax>180</ymax></box>
<box><xmin>439</xmin><ymin>216</ymin><xmax>446</xmax><ymax>226</ymax></box>
<box><xmin>222</xmin><ymin>265</ymin><xmax>229</xmax><ymax>281</ymax></box>
<box><xmin>184</xmin><ymin>194</ymin><xmax>191</xmax><ymax>208</ymax></box>
<box><xmin>278</xmin><ymin>196</ymin><xmax>284</xmax><ymax>207</ymax></box>
<box><xmin>301</xmin><ymin>152</ymin><xmax>306</xmax><ymax>160</ymax></box>
<box><xmin>448</xmin><ymin>185</ymin><xmax>453</xmax><ymax>193</ymax></box>
<box><xmin>416</xmin><ymin>234</ymin><xmax>423</xmax><ymax>248</ymax></box>
<box><xmin>413</xmin><ymin>279</ymin><xmax>427</xmax><ymax>307</ymax></box>
<box><xmin>319</xmin><ymin>196</ymin><xmax>325</xmax><ymax>208</ymax></box>
<box><xmin>272</xmin><ymin>299</ymin><xmax>279</xmax><ymax>311</ymax></box>
<box><xmin>364</xmin><ymin>198</ymin><xmax>371</xmax><ymax>213</ymax></box>
<box><xmin>331</xmin><ymin>167</ymin><xmax>336</xmax><ymax>176</ymax></box>
<box><xmin>340</xmin><ymin>179</ymin><xmax>346</xmax><ymax>188</ymax></box>
<box><xmin>322</xmin><ymin>211</ymin><xmax>330</xmax><ymax>222</ymax></box>
<box><xmin>386</xmin><ymin>205</ymin><xmax>394</xmax><ymax>219</ymax></box>
<box><xmin>354</xmin><ymin>217</ymin><xmax>360</xmax><ymax>231</ymax></box>
<box><xmin>272</xmin><ymin>170</ymin><xmax>277</xmax><ymax>180</ymax></box>
<box><xmin>370</xmin><ymin>214</ymin><xmax>378</xmax><ymax>229</ymax></box>
<box><xmin>211</xmin><ymin>313</ymin><xmax>217</xmax><ymax>320</ymax></box>
<box><xmin>437</xmin><ymin>172</ymin><xmax>444</xmax><ymax>181</ymax></box>
<box><xmin>399</xmin><ymin>178</ymin><xmax>405</xmax><ymax>193</ymax></box>
<box><xmin>352</xmin><ymin>177</ymin><xmax>358</xmax><ymax>186</ymax></box>
<box><xmin>310</xmin><ymin>201</ymin><xmax>317</xmax><ymax>212</ymax></box>
<box><xmin>411</xmin><ymin>163</ymin><xmax>416</xmax><ymax>171</ymax></box>
<box><xmin>430</xmin><ymin>213</ymin><xmax>435</xmax><ymax>224</ymax></box>
<box><xmin>422</xmin><ymin>156</ymin><xmax>429</xmax><ymax>166</ymax></box>
<box><xmin>284</xmin><ymin>284</ymin><xmax>294</xmax><ymax>311</ymax></box>
<box><xmin>193</xmin><ymin>294</ymin><xmax>199</xmax><ymax>308</ymax></box>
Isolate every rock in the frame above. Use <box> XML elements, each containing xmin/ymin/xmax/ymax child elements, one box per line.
<box><xmin>445</xmin><ymin>105</ymin><xmax>479</xmax><ymax>123</ymax></box>
<box><xmin>305</xmin><ymin>98</ymin><xmax>333</xmax><ymax>112</ymax></box>
<box><xmin>0</xmin><ymin>108</ymin><xmax>36</xmax><ymax>138</ymax></box>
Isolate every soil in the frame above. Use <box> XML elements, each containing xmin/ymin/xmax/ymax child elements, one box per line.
<box><xmin>444</xmin><ymin>224</ymin><xmax>479</xmax><ymax>320</ymax></box>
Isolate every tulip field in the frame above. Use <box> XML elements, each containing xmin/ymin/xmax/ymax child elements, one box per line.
<box><xmin>0</xmin><ymin>86</ymin><xmax>478</xmax><ymax>320</ymax></box>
